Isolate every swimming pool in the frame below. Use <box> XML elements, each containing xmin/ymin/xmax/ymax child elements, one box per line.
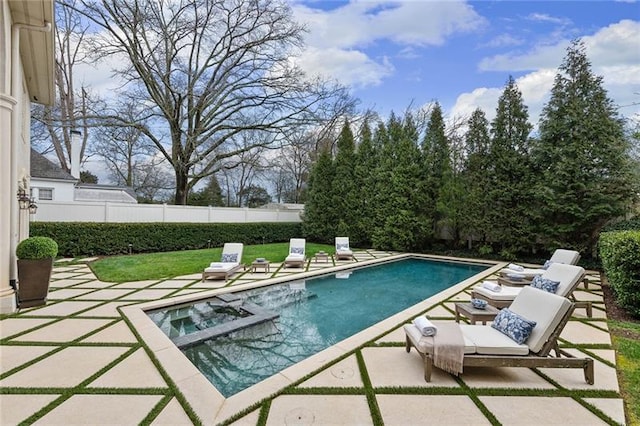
<box><xmin>147</xmin><ymin>257</ymin><xmax>487</xmax><ymax>397</ymax></box>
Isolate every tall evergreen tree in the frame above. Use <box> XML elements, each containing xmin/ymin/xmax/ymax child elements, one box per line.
<box><xmin>333</xmin><ymin>119</ymin><xmax>358</xmax><ymax>237</ymax></box>
<box><xmin>460</xmin><ymin>108</ymin><xmax>492</xmax><ymax>248</ymax></box>
<box><xmin>533</xmin><ymin>39</ymin><xmax>636</xmax><ymax>253</ymax></box>
<box><xmin>371</xmin><ymin>112</ymin><xmax>424</xmax><ymax>250</ymax></box>
<box><xmin>487</xmin><ymin>76</ymin><xmax>535</xmax><ymax>255</ymax></box>
<box><xmin>421</xmin><ymin>103</ymin><xmax>450</xmax><ymax>240</ymax></box>
<box><xmin>352</xmin><ymin>119</ymin><xmax>377</xmax><ymax>246</ymax></box>
<box><xmin>302</xmin><ymin>147</ymin><xmax>335</xmax><ymax>242</ymax></box>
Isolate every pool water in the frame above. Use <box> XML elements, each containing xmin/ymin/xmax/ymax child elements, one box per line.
<box><xmin>148</xmin><ymin>258</ymin><xmax>486</xmax><ymax>397</ymax></box>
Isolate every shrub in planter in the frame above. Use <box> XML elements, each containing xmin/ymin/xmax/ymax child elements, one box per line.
<box><xmin>16</xmin><ymin>236</ymin><xmax>58</xmax><ymax>308</ymax></box>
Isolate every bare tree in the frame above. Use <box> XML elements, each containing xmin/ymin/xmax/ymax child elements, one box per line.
<box><xmin>31</xmin><ymin>0</ymin><xmax>94</xmax><ymax>171</ymax></box>
<box><xmin>217</xmin><ymin>132</ymin><xmax>270</xmax><ymax>206</ymax></box>
<box><xmin>70</xmin><ymin>0</ymin><xmax>353</xmax><ymax>204</ymax></box>
<box><xmin>268</xmin><ymin>129</ymin><xmax>316</xmax><ymax>203</ymax></box>
<box><xmin>91</xmin><ymin>101</ymin><xmax>174</xmax><ymax>202</ymax></box>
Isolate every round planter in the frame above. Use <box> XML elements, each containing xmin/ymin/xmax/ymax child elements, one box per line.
<box><xmin>17</xmin><ymin>258</ymin><xmax>54</xmax><ymax>308</ymax></box>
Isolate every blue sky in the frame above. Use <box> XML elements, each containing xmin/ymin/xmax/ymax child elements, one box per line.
<box><xmin>288</xmin><ymin>0</ymin><xmax>640</xmax><ymax>125</ymax></box>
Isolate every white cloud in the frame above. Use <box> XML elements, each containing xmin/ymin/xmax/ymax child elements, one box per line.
<box><xmin>452</xmin><ymin>19</ymin><xmax>640</xmax><ymax>125</ymax></box>
<box><xmin>526</xmin><ymin>13</ymin><xmax>572</xmax><ymax>26</ymax></box>
<box><xmin>291</xmin><ymin>0</ymin><xmax>485</xmax><ymax>87</ymax></box>
<box><xmin>480</xmin><ymin>33</ymin><xmax>525</xmax><ymax>49</ymax></box>
<box><xmin>292</xmin><ymin>47</ymin><xmax>394</xmax><ymax>87</ymax></box>
<box><xmin>479</xmin><ymin>19</ymin><xmax>640</xmax><ymax>72</ymax></box>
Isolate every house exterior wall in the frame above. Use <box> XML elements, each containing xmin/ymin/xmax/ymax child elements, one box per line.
<box><xmin>31</xmin><ymin>178</ymin><xmax>76</xmax><ymax>202</ymax></box>
<box><xmin>0</xmin><ymin>0</ymin><xmax>16</xmax><ymax>313</ymax></box>
<box><xmin>0</xmin><ymin>0</ymin><xmax>54</xmax><ymax>314</ymax></box>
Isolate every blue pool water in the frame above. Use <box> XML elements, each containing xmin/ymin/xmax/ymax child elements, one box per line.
<box><xmin>147</xmin><ymin>258</ymin><xmax>487</xmax><ymax>397</ymax></box>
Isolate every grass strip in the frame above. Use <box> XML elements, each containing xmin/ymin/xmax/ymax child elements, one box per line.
<box><xmin>454</xmin><ymin>376</ymin><xmax>501</xmax><ymax>426</ymax></box>
<box><xmin>139</xmin><ymin>393</ymin><xmax>174</xmax><ymax>425</ymax></box>
<box><xmin>256</xmin><ymin>399</ymin><xmax>271</xmax><ymax>426</ymax></box>
<box><xmin>355</xmin><ymin>350</ymin><xmax>384</xmax><ymax>426</ymax></box>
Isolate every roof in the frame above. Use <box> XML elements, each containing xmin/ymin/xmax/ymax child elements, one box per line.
<box><xmin>75</xmin><ymin>183</ymin><xmax>138</xmax><ymax>202</ymax></box>
<box><xmin>30</xmin><ymin>149</ymin><xmax>77</xmax><ymax>182</ymax></box>
<box><xmin>9</xmin><ymin>0</ymin><xmax>55</xmax><ymax>105</ymax></box>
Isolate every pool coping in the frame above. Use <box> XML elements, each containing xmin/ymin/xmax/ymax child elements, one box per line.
<box><xmin>120</xmin><ymin>253</ymin><xmax>502</xmax><ymax>424</ymax></box>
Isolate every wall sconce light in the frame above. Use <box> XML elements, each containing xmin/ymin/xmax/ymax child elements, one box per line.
<box><xmin>17</xmin><ymin>188</ymin><xmax>38</xmax><ymax>214</ymax></box>
<box><xmin>28</xmin><ymin>199</ymin><xmax>38</xmax><ymax>214</ymax></box>
<box><xmin>17</xmin><ymin>188</ymin><xmax>30</xmax><ymax>210</ymax></box>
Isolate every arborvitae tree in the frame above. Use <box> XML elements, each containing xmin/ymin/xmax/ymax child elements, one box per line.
<box><xmin>460</xmin><ymin>108</ymin><xmax>492</xmax><ymax>248</ymax></box>
<box><xmin>302</xmin><ymin>147</ymin><xmax>336</xmax><ymax>242</ymax></box>
<box><xmin>421</xmin><ymin>102</ymin><xmax>449</xmax><ymax>240</ymax></box>
<box><xmin>371</xmin><ymin>112</ymin><xmax>424</xmax><ymax>250</ymax></box>
<box><xmin>533</xmin><ymin>39</ymin><xmax>636</xmax><ymax>253</ymax></box>
<box><xmin>487</xmin><ymin>76</ymin><xmax>535</xmax><ymax>255</ymax></box>
<box><xmin>368</xmin><ymin>120</ymin><xmax>390</xmax><ymax>244</ymax></box>
<box><xmin>333</xmin><ymin>119</ymin><xmax>358</xmax><ymax>237</ymax></box>
<box><xmin>437</xmin><ymin>127</ymin><xmax>466</xmax><ymax>245</ymax></box>
<box><xmin>352</xmin><ymin>119</ymin><xmax>377</xmax><ymax>246</ymax></box>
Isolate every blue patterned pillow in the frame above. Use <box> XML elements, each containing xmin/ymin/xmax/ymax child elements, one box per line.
<box><xmin>543</xmin><ymin>260</ymin><xmax>553</xmax><ymax>270</ymax></box>
<box><xmin>491</xmin><ymin>308</ymin><xmax>537</xmax><ymax>344</ymax></box>
<box><xmin>290</xmin><ymin>247</ymin><xmax>304</xmax><ymax>254</ymax></box>
<box><xmin>336</xmin><ymin>243</ymin><xmax>349</xmax><ymax>250</ymax></box>
<box><xmin>221</xmin><ymin>253</ymin><xmax>238</xmax><ymax>263</ymax></box>
<box><xmin>530</xmin><ymin>275</ymin><xmax>560</xmax><ymax>293</ymax></box>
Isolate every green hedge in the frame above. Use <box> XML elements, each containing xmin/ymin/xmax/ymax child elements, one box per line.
<box><xmin>30</xmin><ymin>222</ymin><xmax>302</xmax><ymax>257</ymax></box>
<box><xmin>602</xmin><ymin>216</ymin><xmax>640</xmax><ymax>232</ymax></box>
<box><xmin>599</xmin><ymin>230</ymin><xmax>640</xmax><ymax>318</ymax></box>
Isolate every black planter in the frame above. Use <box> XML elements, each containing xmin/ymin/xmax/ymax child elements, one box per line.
<box><xmin>17</xmin><ymin>258</ymin><xmax>54</xmax><ymax>308</ymax></box>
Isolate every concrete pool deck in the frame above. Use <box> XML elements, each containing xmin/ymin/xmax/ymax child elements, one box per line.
<box><xmin>0</xmin><ymin>251</ymin><xmax>626</xmax><ymax>425</ymax></box>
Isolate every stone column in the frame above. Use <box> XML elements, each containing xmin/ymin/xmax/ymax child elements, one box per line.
<box><xmin>0</xmin><ymin>93</ymin><xmax>17</xmax><ymax>313</ymax></box>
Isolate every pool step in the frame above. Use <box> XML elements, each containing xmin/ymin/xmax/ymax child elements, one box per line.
<box><xmin>172</xmin><ymin>301</ymin><xmax>279</xmax><ymax>349</ymax></box>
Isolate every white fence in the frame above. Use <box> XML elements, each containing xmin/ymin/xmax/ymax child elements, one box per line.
<box><xmin>33</xmin><ymin>201</ymin><xmax>303</xmax><ymax>223</ymax></box>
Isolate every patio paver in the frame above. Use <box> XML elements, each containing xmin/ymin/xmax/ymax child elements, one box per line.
<box><xmin>0</xmin><ymin>254</ymin><xmax>627</xmax><ymax>425</ymax></box>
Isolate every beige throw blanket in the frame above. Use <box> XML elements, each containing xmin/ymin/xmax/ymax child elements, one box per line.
<box><xmin>431</xmin><ymin>321</ymin><xmax>464</xmax><ymax>375</ymax></box>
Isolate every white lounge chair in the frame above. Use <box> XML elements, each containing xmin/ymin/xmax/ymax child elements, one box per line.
<box><xmin>472</xmin><ymin>263</ymin><xmax>592</xmax><ymax>316</ymax></box>
<box><xmin>284</xmin><ymin>238</ymin><xmax>306</xmax><ymax>268</ymax></box>
<box><xmin>202</xmin><ymin>243</ymin><xmax>244</xmax><ymax>281</ymax></box>
<box><xmin>499</xmin><ymin>249</ymin><xmax>581</xmax><ymax>284</ymax></box>
<box><xmin>334</xmin><ymin>237</ymin><xmax>354</xmax><ymax>260</ymax></box>
<box><xmin>404</xmin><ymin>286</ymin><xmax>594</xmax><ymax>384</ymax></box>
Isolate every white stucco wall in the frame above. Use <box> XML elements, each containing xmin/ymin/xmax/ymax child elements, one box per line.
<box><xmin>31</xmin><ymin>178</ymin><xmax>76</xmax><ymax>202</ymax></box>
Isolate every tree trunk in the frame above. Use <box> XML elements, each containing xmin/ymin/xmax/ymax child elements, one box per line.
<box><xmin>174</xmin><ymin>170</ymin><xmax>189</xmax><ymax>205</ymax></box>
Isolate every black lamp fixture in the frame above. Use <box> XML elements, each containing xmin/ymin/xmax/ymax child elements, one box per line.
<box><xmin>17</xmin><ymin>188</ymin><xmax>38</xmax><ymax>214</ymax></box>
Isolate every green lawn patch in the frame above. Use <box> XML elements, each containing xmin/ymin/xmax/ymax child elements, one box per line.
<box><xmin>610</xmin><ymin>320</ymin><xmax>640</xmax><ymax>425</ymax></box>
<box><xmin>90</xmin><ymin>242</ymin><xmax>336</xmax><ymax>282</ymax></box>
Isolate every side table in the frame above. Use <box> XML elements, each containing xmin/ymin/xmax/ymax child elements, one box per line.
<box><xmin>251</xmin><ymin>260</ymin><xmax>270</xmax><ymax>273</ymax></box>
<box><xmin>314</xmin><ymin>252</ymin><xmax>330</xmax><ymax>263</ymax></box>
<box><xmin>455</xmin><ymin>302</ymin><xmax>499</xmax><ymax>325</ymax></box>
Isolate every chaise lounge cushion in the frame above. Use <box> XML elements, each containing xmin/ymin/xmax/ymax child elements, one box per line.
<box><xmin>403</xmin><ymin>324</ymin><xmax>476</xmax><ymax>355</ymax></box>
<box><xmin>499</xmin><ymin>249</ymin><xmax>581</xmax><ymax>277</ymax></box>
<box><xmin>509</xmin><ymin>286</ymin><xmax>572</xmax><ymax>353</ymax></box>
<box><xmin>473</xmin><ymin>284</ymin><xmax>520</xmax><ymax>300</ymax></box>
<box><xmin>204</xmin><ymin>262</ymin><xmax>239</xmax><ymax>272</ymax></box>
<box><xmin>460</xmin><ymin>325</ymin><xmax>530</xmax><ymax>356</ymax></box>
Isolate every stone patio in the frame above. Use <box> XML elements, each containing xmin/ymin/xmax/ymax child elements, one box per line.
<box><xmin>0</xmin><ymin>251</ymin><xmax>626</xmax><ymax>425</ymax></box>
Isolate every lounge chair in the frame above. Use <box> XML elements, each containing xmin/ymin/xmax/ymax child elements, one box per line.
<box><xmin>404</xmin><ymin>286</ymin><xmax>594</xmax><ymax>384</ymax></box>
<box><xmin>334</xmin><ymin>237</ymin><xmax>354</xmax><ymax>260</ymax></box>
<box><xmin>472</xmin><ymin>263</ymin><xmax>592</xmax><ymax>317</ymax></box>
<box><xmin>498</xmin><ymin>249</ymin><xmax>581</xmax><ymax>285</ymax></box>
<box><xmin>284</xmin><ymin>238</ymin><xmax>306</xmax><ymax>268</ymax></box>
<box><xmin>202</xmin><ymin>243</ymin><xmax>244</xmax><ymax>281</ymax></box>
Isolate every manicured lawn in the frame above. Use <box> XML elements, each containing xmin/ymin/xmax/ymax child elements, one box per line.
<box><xmin>88</xmin><ymin>242</ymin><xmax>336</xmax><ymax>282</ymax></box>
<box><xmin>610</xmin><ymin>320</ymin><xmax>640</xmax><ymax>425</ymax></box>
